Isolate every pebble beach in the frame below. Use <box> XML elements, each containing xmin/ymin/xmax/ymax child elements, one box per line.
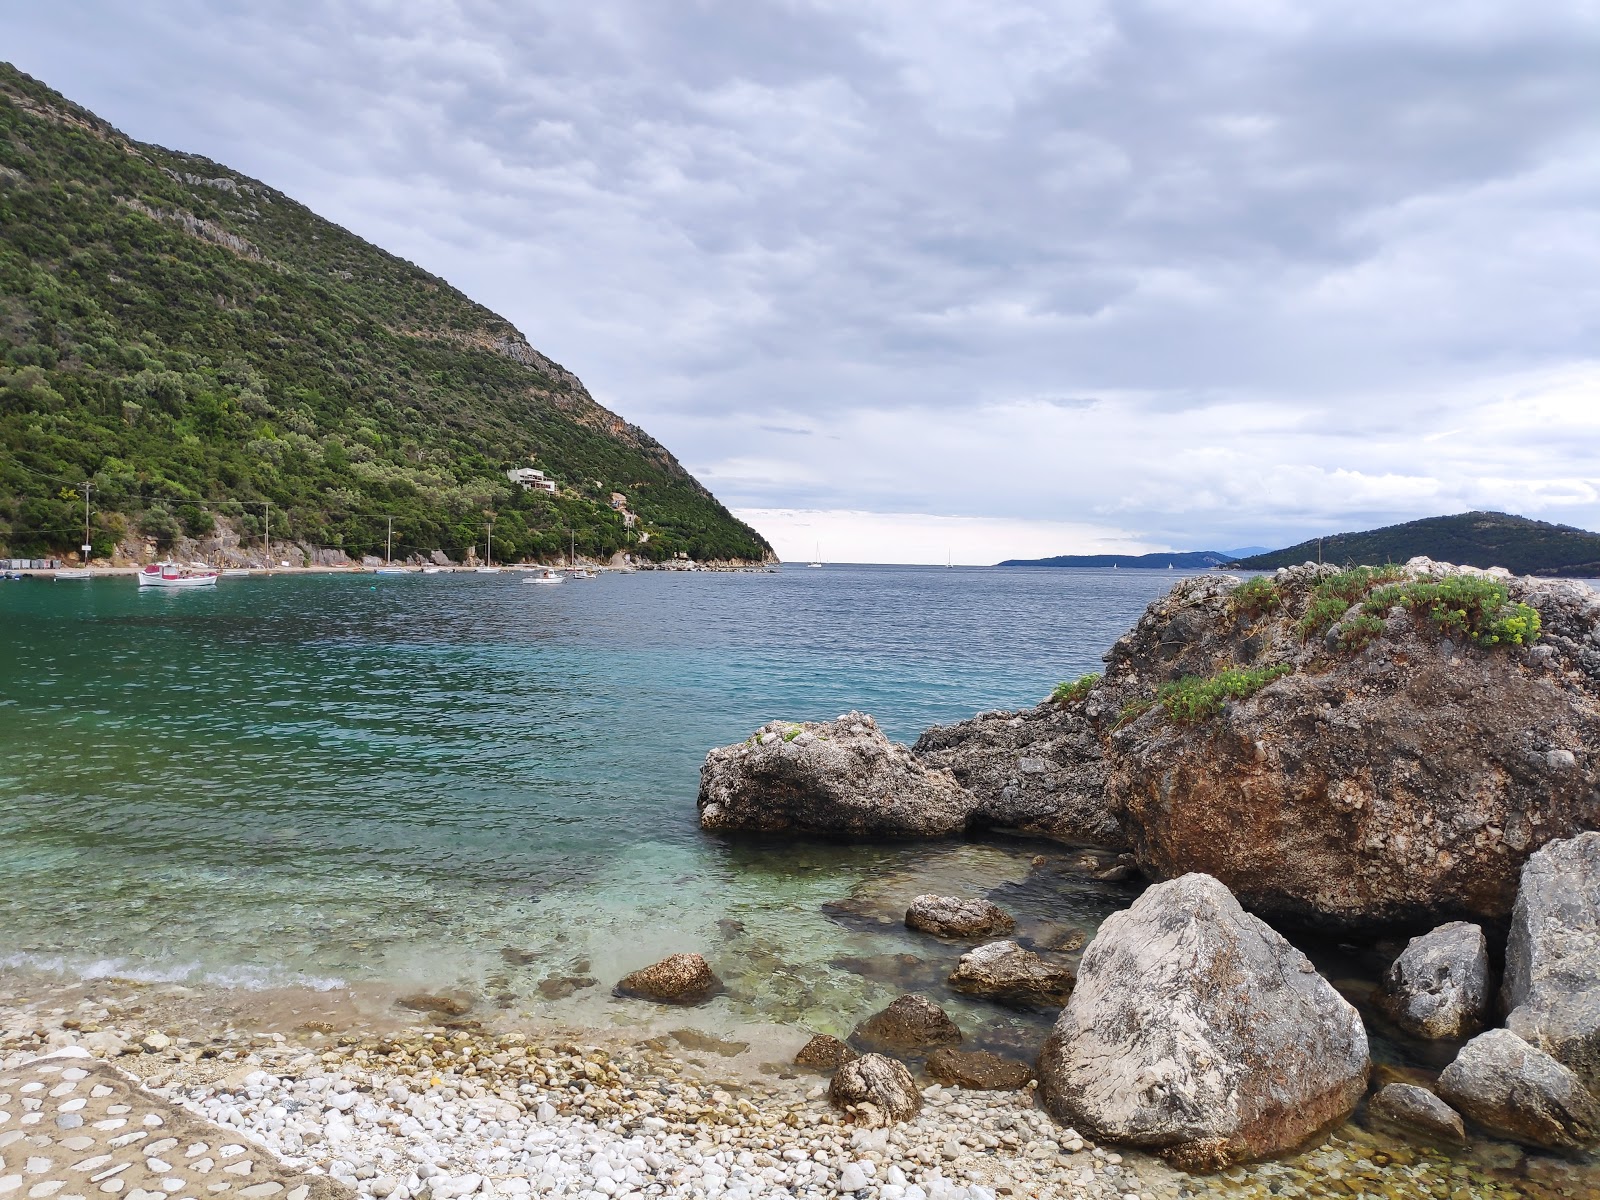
<box><xmin>4</xmin><ymin>974</ymin><xmax>1594</xmax><ymax>1200</ymax></box>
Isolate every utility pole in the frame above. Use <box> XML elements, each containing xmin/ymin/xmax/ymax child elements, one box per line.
<box><xmin>80</xmin><ymin>481</ymin><xmax>92</xmax><ymax>563</ymax></box>
<box><xmin>486</xmin><ymin>520</ymin><xmax>494</xmax><ymax>568</ymax></box>
<box><xmin>386</xmin><ymin>516</ymin><xmax>394</xmax><ymax>566</ymax></box>
<box><xmin>264</xmin><ymin>500</ymin><xmax>271</xmax><ymax>567</ymax></box>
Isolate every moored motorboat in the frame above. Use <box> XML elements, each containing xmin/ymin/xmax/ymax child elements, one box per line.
<box><xmin>525</xmin><ymin>568</ymin><xmax>564</xmax><ymax>584</ymax></box>
<box><xmin>53</xmin><ymin>569</ymin><xmax>94</xmax><ymax>581</ymax></box>
<box><xmin>137</xmin><ymin>562</ymin><xmax>219</xmax><ymax>588</ymax></box>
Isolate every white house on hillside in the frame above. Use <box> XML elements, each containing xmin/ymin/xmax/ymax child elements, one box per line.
<box><xmin>507</xmin><ymin>466</ymin><xmax>558</xmax><ymax>493</ymax></box>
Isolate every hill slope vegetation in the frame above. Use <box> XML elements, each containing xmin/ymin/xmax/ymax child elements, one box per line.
<box><xmin>0</xmin><ymin>63</ymin><xmax>770</xmax><ymax>564</ymax></box>
<box><xmin>1237</xmin><ymin>512</ymin><xmax>1600</xmax><ymax>577</ymax></box>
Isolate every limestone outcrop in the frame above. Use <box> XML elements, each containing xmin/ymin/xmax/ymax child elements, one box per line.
<box><xmin>1503</xmin><ymin>832</ymin><xmax>1600</xmax><ymax>1092</ymax></box>
<box><xmin>946</xmin><ymin>939</ymin><xmax>1076</xmax><ymax>1008</ymax></box>
<box><xmin>904</xmin><ymin>894</ymin><xmax>1016</xmax><ymax>939</ymax></box>
<box><xmin>1437</xmin><ymin>1029</ymin><xmax>1600</xmax><ymax>1152</ymax></box>
<box><xmin>1099</xmin><ymin>563</ymin><xmax>1600</xmax><ymax>930</ymax></box>
<box><xmin>1037</xmin><ymin>874</ymin><xmax>1369</xmax><ymax>1169</ymax></box>
<box><xmin>698</xmin><ymin>713</ymin><xmax>973</xmax><ymax>837</ymax></box>
<box><xmin>1378</xmin><ymin>921</ymin><xmax>1491</xmax><ymax>1040</ymax></box>
<box><xmin>912</xmin><ymin>703</ymin><xmax>1125</xmax><ymax>846</ymax></box>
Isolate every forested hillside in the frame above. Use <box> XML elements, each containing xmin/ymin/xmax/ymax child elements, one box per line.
<box><xmin>1237</xmin><ymin>512</ymin><xmax>1600</xmax><ymax>577</ymax></box>
<box><xmin>0</xmin><ymin>63</ymin><xmax>770</xmax><ymax>564</ymax></box>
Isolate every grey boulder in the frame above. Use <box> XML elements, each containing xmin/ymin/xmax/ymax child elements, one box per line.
<box><xmin>1367</xmin><ymin>1083</ymin><xmax>1466</xmax><ymax>1146</ymax></box>
<box><xmin>947</xmin><ymin>939</ymin><xmax>1076</xmax><ymax>1008</ymax></box>
<box><xmin>698</xmin><ymin>712</ymin><xmax>974</xmax><ymax>837</ymax></box>
<box><xmin>912</xmin><ymin>701</ymin><xmax>1126</xmax><ymax>846</ymax></box>
<box><xmin>1037</xmin><ymin>873</ymin><xmax>1369</xmax><ymax>1169</ymax></box>
<box><xmin>1504</xmin><ymin>832</ymin><xmax>1600</xmax><ymax>1093</ymax></box>
<box><xmin>1437</xmin><ymin>1028</ymin><xmax>1600</xmax><ymax>1152</ymax></box>
<box><xmin>905</xmin><ymin>894</ymin><xmax>1016</xmax><ymax>939</ymax></box>
<box><xmin>828</xmin><ymin>1053</ymin><xmax>922</xmax><ymax>1125</ymax></box>
<box><xmin>850</xmin><ymin>994</ymin><xmax>963</xmax><ymax>1054</ymax></box>
<box><xmin>1379</xmin><ymin>921</ymin><xmax>1491</xmax><ymax>1039</ymax></box>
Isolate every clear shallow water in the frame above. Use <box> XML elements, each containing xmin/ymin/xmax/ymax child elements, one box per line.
<box><xmin>0</xmin><ymin>565</ymin><xmax>1194</xmax><ymax>1037</ymax></box>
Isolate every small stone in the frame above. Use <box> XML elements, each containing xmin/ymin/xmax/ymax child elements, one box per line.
<box><xmin>613</xmin><ymin>954</ymin><xmax>721</xmax><ymax>1005</ymax></box>
<box><xmin>838</xmin><ymin>1163</ymin><xmax>871</xmax><ymax>1192</ymax></box>
<box><xmin>850</xmin><ymin>995</ymin><xmax>962</xmax><ymax>1053</ymax></box>
<box><xmin>1367</xmin><ymin>1083</ymin><xmax>1467</xmax><ymax>1145</ymax></box>
<box><xmin>904</xmin><ymin>896</ymin><xmax>1016</xmax><ymax>940</ymax></box>
<box><xmin>794</xmin><ymin>1036</ymin><xmax>857</xmax><ymax>1072</ymax></box>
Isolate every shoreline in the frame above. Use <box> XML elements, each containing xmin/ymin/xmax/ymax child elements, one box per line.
<box><xmin>3</xmin><ymin>968</ymin><xmax>1588</xmax><ymax>1199</ymax></box>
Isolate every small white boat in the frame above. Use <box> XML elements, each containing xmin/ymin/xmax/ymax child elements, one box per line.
<box><xmin>565</xmin><ymin>568</ymin><xmax>595</xmax><ymax>579</ymax></box>
<box><xmin>475</xmin><ymin>566</ymin><xmax>502</xmax><ymax>574</ymax></box>
<box><xmin>137</xmin><ymin>562</ymin><xmax>219</xmax><ymax>588</ymax></box>
<box><xmin>54</xmin><ymin>569</ymin><xmax>94</xmax><ymax>581</ymax></box>
<box><xmin>525</xmin><ymin>568</ymin><xmax>565</xmax><ymax>585</ymax></box>
<box><xmin>422</xmin><ymin>566</ymin><xmax>443</xmax><ymax>574</ymax></box>
<box><xmin>374</xmin><ymin>567</ymin><xmax>408</xmax><ymax>575</ymax></box>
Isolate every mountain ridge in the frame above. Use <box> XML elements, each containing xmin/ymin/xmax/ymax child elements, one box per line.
<box><xmin>0</xmin><ymin>63</ymin><xmax>771</xmax><ymax>564</ymax></box>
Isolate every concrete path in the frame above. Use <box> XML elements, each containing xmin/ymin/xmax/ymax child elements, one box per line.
<box><xmin>0</xmin><ymin>1053</ymin><xmax>346</xmax><ymax>1200</ymax></box>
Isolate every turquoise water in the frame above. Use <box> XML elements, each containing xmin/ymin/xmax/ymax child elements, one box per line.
<box><xmin>0</xmin><ymin>566</ymin><xmax>1191</xmax><ymax>1039</ymax></box>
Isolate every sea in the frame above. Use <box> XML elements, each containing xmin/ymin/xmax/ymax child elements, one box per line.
<box><xmin>0</xmin><ymin>565</ymin><xmax>1191</xmax><ymax>1041</ymax></box>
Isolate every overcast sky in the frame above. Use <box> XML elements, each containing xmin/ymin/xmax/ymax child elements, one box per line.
<box><xmin>10</xmin><ymin>2</ymin><xmax>1600</xmax><ymax>562</ymax></box>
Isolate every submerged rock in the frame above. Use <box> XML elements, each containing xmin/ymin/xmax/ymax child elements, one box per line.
<box><xmin>827</xmin><ymin>1053</ymin><xmax>921</xmax><ymax>1125</ymax></box>
<box><xmin>1504</xmin><ymin>832</ymin><xmax>1600</xmax><ymax>1092</ymax></box>
<box><xmin>794</xmin><ymin>1034</ymin><xmax>858</xmax><ymax>1072</ymax></box>
<box><xmin>698</xmin><ymin>712</ymin><xmax>973</xmax><ymax>837</ymax></box>
<box><xmin>1367</xmin><ymin>1083</ymin><xmax>1467</xmax><ymax>1146</ymax></box>
<box><xmin>1037</xmin><ymin>873</ymin><xmax>1369</xmax><ymax>1169</ymax></box>
<box><xmin>924</xmin><ymin>1047</ymin><xmax>1033</xmax><ymax>1091</ymax></box>
<box><xmin>613</xmin><ymin>953</ymin><xmax>721</xmax><ymax>1005</ymax></box>
<box><xmin>946</xmin><ymin>939</ymin><xmax>1076</xmax><ymax>1008</ymax></box>
<box><xmin>396</xmin><ymin>993</ymin><xmax>473</xmax><ymax>1017</ymax></box>
<box><xmin>904</xmin><ymin>894</ymin><xmax>1016</xmax><ymax>939</ymax></box>
<box><xmin>1437</xmin><ymin>1029</ymin><xmax>1600</xmax><ymax>1152</ymax></box>
<box><xmin>1379</xmin><ymin>921</ymin><xmax>1491</xmax><ymax>1040</ymax></box>
<box><xmin>1102</xmin><ymin>566</ymin><xmax>1600</xmax><ymax>931</ymax></box>
<box><xmin>912</xmin><ymin>702</ymin><xmax>1126</xmax><ymax>846</ymax></box>
<box><xmin>850</xmin><ymin>994</ymin><xmax>963</xmax><ymax>1054</ymax></box>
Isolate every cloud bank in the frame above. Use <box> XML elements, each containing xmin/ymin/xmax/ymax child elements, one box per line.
<box><xmin>9</xmin><ymin>1</ymin><xmax>1600</xmax><ymax>560</ymax></box>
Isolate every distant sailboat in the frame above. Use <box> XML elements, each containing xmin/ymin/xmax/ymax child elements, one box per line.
<box><xmin>808</xmin><ymin>541</ymin><xmax>822</xmax><ymax>568</ymax></box>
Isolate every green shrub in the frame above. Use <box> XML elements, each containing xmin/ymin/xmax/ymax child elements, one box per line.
<box><xmin>1113</xmin><ymin>698</ymin><xmax>1154</xmax><ymax>729</ymax></box>
<box><xmin>1156</xmin><ymin>664</ymin><xmax>1293</xmax><ymax>724</ymax></box>
<box><xmin>1051</xmin><ymin>673</ymin><xmax>1101</xmax><ymax>704</ymax></box>
<box><xmin>1364</xmin><ymin>576</ymin><xmax>1542</xmax><ymax>648</ymax></box>
<box><xmin>1295</xmin><ymin>565</ymin><xmax>1407</xmax><ymax>638</ymax></box>
<box><xmin>1227</xmin><ymin>575</ymin><xmax>1281</xmax><ymax>619</ymax></box>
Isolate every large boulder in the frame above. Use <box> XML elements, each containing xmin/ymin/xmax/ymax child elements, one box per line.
<box><xmin>850</xmin><ymin>994</ymin><xmax>963</xmax><ymax>1054</ymax></box>
<box><xmin>613</xmin><ymin>954</ymin><xmax>721</xmax><ymax>1005</ymax></box>
<box><xmin>1504</xmin><ymin>832</ymin><xmax>1600</xmax><ymax>1092</ymax></box>
<box><xmin>1037</xmin><ymin>874</ymin><xmax>1369</xmax><ymax>1169</ymax></box>
<box><xmin>913</xmin><ymin>701</ymin><xmax>1126</xmax><ymax>846</ymax></box>
<box><xmin>698</xmin><ymin>712</ymin><xmax>974</xmax><ymax>837</ymax></box>
<box><xmin>1101</xmin><ymin>565</ymin><xmax>1600</xmax><ymax>930</ymax></box>
<box><xmin>946</xmin><ymin>940</ymin><xmax>1076</xmax><ymax>1008</ymax></box>
<box><xmin>1437</xmin><ymin>1029</ymin><xmax>1600</xmax><ymax>1152</ymax></box>
<box><xmin>1378</xmin><ymin>921</ymin><xmax>1491</xmax><ymax>1040</ymax></box>
<box><xmin>904</xmin><ymin>894</ymin><xmax>1016</xmax><ymax>939</ymax></box>
<box><xmin>828</xmin><ymin>1053</ymin><xmax>922</xmax><ymax>1125</ymax></box>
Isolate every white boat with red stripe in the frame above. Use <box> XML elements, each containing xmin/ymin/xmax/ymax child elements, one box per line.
<box><xmin>137</xmin><ymin>561</ymin><xmax>220</xmax><ymax>588</ymax></box>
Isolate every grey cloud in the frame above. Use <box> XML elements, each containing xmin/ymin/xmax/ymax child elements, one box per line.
<box><xmin>7</xmin><ymin>1</ymin><xmax>1600</xmax><ymax>551</ymax></box>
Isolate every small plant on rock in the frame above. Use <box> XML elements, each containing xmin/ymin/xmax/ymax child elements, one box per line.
<box><xmin>1051</xmin><ymin>673</ymin><xmax>1101</xmax><ymax>704</ymax></box>
<box><xmin>1227</xmin><ymin>575</ymin><xmax>1282</xmax><ymax>619</ymax></box>
<box><xmin>1364</xmin><ymin>575</ymin><xmax>1541</xmax><ymax>648</ymax></box>
<box><xmin>1333</xmin><ymin>614</ymin><xmax>1387</xmax><ymax>653</ymax></box>
<box><xmin>1156</xmin><ymin>664</ymin><xmax>1293</xmax><ymax>724</ymax></box>
<box><xmin>1295</xmin><ymin>565</ymin><xmax>1408</xmax><ymax>639</ymax></box>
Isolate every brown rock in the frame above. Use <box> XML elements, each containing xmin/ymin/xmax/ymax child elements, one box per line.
<box><xmin>850</xmin><ymin>993</ymin><xmax>963</xmax><ymax>1053</ymax></box>
<box><xmin>924</xmin><ymin>1047</ymin><xmax>1032</xmax><ymax>1090</ymax></box>
<box><xmin>947</xmin><ymin>940</ymin><xmax>1076</xmax><ymax>1008</ymax></box>
<box><xmin>396</xmin><ymin>993</ymin><xmax>473</xmax><ymax>1017</ymax></box>
<box><xmin>828</xmin><ymin>1053</ymin><xmax>921</xmax><ymax>1124</ymax></box>
<box><xmin>904</xmin><ymin>894</ymin><xmax>1016</xmax><ymax>939</ymax></box>
<box><xmin>795</xmin><ymin>1034</ymin><xmax>858</xmax><ymax>1071</ymax></box>
<box><xmin>614</xmin><ymin>953</ymin><xmax>721</xmax><ymax>1005</ymax></box>
<box><xmin>537</xmin><ymin>975</ymin><xmax>598</xmax><ymax>1000</ymax></box>
<box><xmin>1367</xmin><ymin>1083</ymin><xmax>1467</xmax><ymax>1146</ymax></box>
<box><xmin>1101</xmin><ymin>565</ymin><xmax>1600</xmax><ymax>931</ymax></box>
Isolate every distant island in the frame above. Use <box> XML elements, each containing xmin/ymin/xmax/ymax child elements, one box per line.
<box><xmin>1001</xmin><ymin>512</ymin><xmax>1600</xmax><ymax>578</ymax></box>
<box><xmin>1235</xmin><ymin>511</ymin><xmax>1600</xmax><ymax>577</ymax></box>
